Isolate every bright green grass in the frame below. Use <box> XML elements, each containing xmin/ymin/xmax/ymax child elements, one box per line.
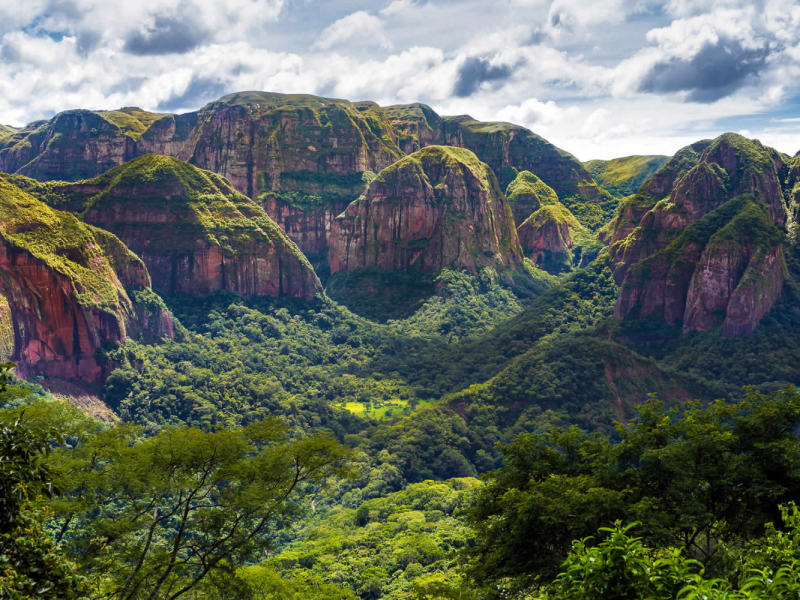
<box><xmin>340</xmin><ymin>399</ymin><xmax>433</xmax><ymax>420</ymax></box>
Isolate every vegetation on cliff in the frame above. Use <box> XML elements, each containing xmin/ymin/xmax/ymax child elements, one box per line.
<box><xmin>584</xmin><ymin>155</ymin><xmax>670</xmax><ymax>198</ymax></box>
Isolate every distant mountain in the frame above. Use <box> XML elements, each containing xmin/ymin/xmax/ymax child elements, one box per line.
<box><xmin>0</xmin><ymin>176</ymin><xmax>173</xmax><ymax>383</ymax></box>
<box><xmin>606</xmin><ymin>134</ymin><xmax>791</xmax><ymax>338</ymax></box>
<box><xmin>0</xmin><ymin>92</ymin><xmax>614</xmax><ymax>265</ymax></box>
<box><xmin>8</xmin><ymin>154</ymin><xmax>321</xmax><ymax>300</ymax></box>
<box><xmin>584</xmin><ymin>155</ymin><xmax>670</xmax><ymax>198</ymax></box>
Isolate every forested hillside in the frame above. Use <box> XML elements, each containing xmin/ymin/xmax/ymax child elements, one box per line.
<box><xmin>2</xmin><ymin>91</ymin><xmax>800</xmax><ymax>600</ymax></box>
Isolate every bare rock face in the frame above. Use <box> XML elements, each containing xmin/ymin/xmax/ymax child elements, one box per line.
<box><xmin>329</xmin><ymin>146</ymin><xmax>523</xmax><ymax>274</ymax></box>
<box><xmin>384</xmin><ymin>106</ymin><xmax>611</xmax><ymax>226</ymax></box>
<box><xmin>610</xmin><ymin>133</ymin><xmax>790</xmax><ymax>338</ymax></box>
<box><xmin>504</xmin><ymin>170</ymin><xmax>560</xmax><ymax>226</ymax></box>
<box><xmin>0</xmin><ymin>111</ymin><xmax>133</xmax><ymax>181</ymax></box>
<box><xmin>517</xmin><ymin>205</ymin><xmax>582</xmax><ymax>273</ymax></box>
<box><xmin>11</xmin><ymin>155</ymin><xmax>322</xmax><ymax>300</ymax></box>
<box><xmin>0</xmin><ymin>176</ymin><xmax>173</xmax><ymax>383</ymax></box>
<box><xmin>504</xmin><ymin>170</ymin><xmax>584</xmax><ymax>273</ymax></box>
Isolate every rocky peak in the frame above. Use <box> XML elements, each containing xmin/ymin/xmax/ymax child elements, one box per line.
<box><xmin>0</xmin><ymin>176</ymin><xmax>173</xmax><ymax>383</ymax></box>
<box><xmin>13</xmin><ymin>155</ymin><xmax>322</xmax><ymax>300</ymax></box>
<box><xmin>329</xmin><ymin>146</ymin><xmax>522</xmax><ymax>274</ymax></box>
<box><xmin>505</xmin><ymin>170</ymin><xmax>560</xmax><ymax>226</ymax></box>
<box><xmin>610</xmin><ymin>133</ymin><xmax>789</xmax><ymax>338</ymax></box>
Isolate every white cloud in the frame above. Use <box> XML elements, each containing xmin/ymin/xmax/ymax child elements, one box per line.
<box><xmin>313</xmin><ymin>12</ymin><xmax>392</xmax><ymax>51</ymax></box>
<box><xmin>0</xmin><ymin>0</ymin><xmax>799</xmax><ymax>159</ymax></box>
<box><xmin>497</xmin><ymin>98</ymin><xmax>580</xmax><ymax>128</ymax></box>
<box><xmin>381</xmin><ymin>0</ymin><xmax>431</xmax><ymax>16</ymax></box>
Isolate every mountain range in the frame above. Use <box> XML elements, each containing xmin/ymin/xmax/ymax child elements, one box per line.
<box><xmin>0</xmin><ymin>90</ymin><xmax>798</xmax><ymax>411</ymax></box>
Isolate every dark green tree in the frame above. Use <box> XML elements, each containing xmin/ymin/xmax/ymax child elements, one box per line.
<box><xmin>467</xmin><ymin>388</ymin><xmax>800</xmax><ymax>592</ymax></box>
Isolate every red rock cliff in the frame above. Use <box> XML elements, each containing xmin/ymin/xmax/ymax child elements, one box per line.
<box><xmin>0</xmin><ymin>177</ymin><xmax>173</xmax><ymax>383</ymax></box>
<box><xmin>329</xmin><ymin>146</ymin><xmax>523</xmax><ymax>274</ymax></box>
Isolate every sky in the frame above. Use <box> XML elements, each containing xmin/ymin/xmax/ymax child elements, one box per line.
<box><xmin>1</xmin><ymin>0</ymin><xmax>799</xmax><ymax>160</ymax></box>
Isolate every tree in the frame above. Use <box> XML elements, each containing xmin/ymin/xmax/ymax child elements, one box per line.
<box><xmin>466</xmin><ymin>388</ymin><xmax>800</xmax><ymax>592</ymax></box>
<box><xmin>51</xmin><ymin>419</ymin><xmax>352</xmax><ymax>600</ymax></box>
<box><xmin>0</xmin><ymin>362</ymin><xmax>90</xmax><ymax>599</ymax></box>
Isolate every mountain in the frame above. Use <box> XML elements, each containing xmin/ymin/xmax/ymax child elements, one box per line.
<box><xmin>584</xmin><ymin>155</ymin><xmax>670</xmax><ymax>199</ymax></box>
<box><xmin>8</xmin><ymin>155</ymin><xmax>321</xmax><ymax>300</ymax></box>
<box><xmin>0</xmin><ymin>108</ymin><xmax>170</xmax><ymax>182</ymax></box>
<box><xmin>0</xmin><ymin>124</ymin><xmax>17</xmax><ymax>141</ymax></box>
<box><xmin>384</xmin><ymin>105</ymin><xmax>614</xmax><ymax>229</ymax></box>
<box><xmin>0</xmin><ymin>93</ymin><xmax>614</xmax><ymax>263</ymax></box>
<box><xmin>328</xmin><ymin>146</ymin><xmax>522</xmax><ymax>274</ymax></box>
<box><xmin>504</xmin><ymin>170</ymin><xmax>586</xmax><ymax>273</ymax></box>
<box><xmin>0</xmin><ymin>176</ymin><xmax>173</xmax><ymax>383</ymax></box>
<box><xmin>606</xmin><ymin>134</ymin><xmax>791</xmax><ymax>338</ymax></box>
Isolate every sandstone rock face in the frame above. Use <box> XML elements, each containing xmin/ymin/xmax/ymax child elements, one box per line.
<box><xmin>13</xmin><ymin>155</ymin><xmax>322</xmax><ymax>300</ymax></box>
<box><xmin>504</xmin><ymin>170</ymin><xmax>560</xmax><ymax>227</ymax></box>
<box><xmin>504</xmin><ymin>170</ymin><xmax>583</xmax><ymax>273</ymax></box>
<box><xmin>517</xmin><ymin>205</ymin><xmax>582</xmax><ymax>273</ymax></box>
<box><xmin>610</xmin><ymin>134</ymin><xmax>790</xmax><ymax>337</ymax></box>
<box><xmin>2</xmin><ymin>93</ymin><xmax>612</xmax><ymax>256</ymax></box>
<box><xmin>384</xmin><ymin>106</ymin><xmax>610</xmax><ymax>216</ymax></box>
<box><xmin>329</xmin><ymin>146</ymin><xmax>523</xmax><ymax>274</ymax></box>
<box><xmin>0</xmin><ymin>111</ymin><xmax>134</xmax><ymax>181</ymax></box>
<box><xmin>0</xmin><ymin>177</ymin><xmax>173</xmax><ymax>383</ymax></box>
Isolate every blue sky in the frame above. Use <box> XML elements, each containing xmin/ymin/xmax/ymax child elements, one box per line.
<box><xmin>0</xmin><ymin>0</ymin><xmax>798</xmax><ymax>160</ymax></box>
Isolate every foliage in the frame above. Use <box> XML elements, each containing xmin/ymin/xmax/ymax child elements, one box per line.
<box><xmin>0</xmin><ymin>364</ymin><xmax>90</xmax><ymax>599</ymax></box>
<box><xmin>548</xmin><ymin>504</ymin><xmax>800</xmax><ymax>600</ymax></box>
<box><xmin>466</xmin><ymin>388</ymin><xmax>800</xmax><ymax>591</ymax></box>
<box><xmin>268</xmin><ymin>479</ymin><xmax>482</xmax><ymax>599</ymax></box>
<box><xmin>585</xmin><ymin>155</ymin><xmax>670</xmax><ymax>198</ymax></box>
<box><xmin>50</xmin><ymin>418</ymin><xmax>352</xmax><ymax>600</ymax></box>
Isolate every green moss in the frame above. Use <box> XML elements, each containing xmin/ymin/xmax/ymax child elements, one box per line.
<box><xmin>21</xmin><ymin>154</ymin><xmax>312</xmax><ymax>270</ymax></box>
<box><xmin>0</xmin><ymin>291</ymin><xmax>13</xmax><ymax>361</ymax></box>
<box><xmin>505</xmin><ymin>170</ymin><xmax>559</xmax><ymax>208</ymax></box>
<box><xmin>0</xmin><ymin>124</ymin><xmax>17</xmax><ymax>142</ymax></box>
<box><xmin>521</xmin><ymin>203</ymin><xmax>581</xmax><ymax>230</ymax></box>
<box><xmin>0</xmin><ymin>176</ymin><xmax>140</xmax><ymax>315</ymax></box>
<box><xmin>94</xmin><ymin>107</ymin><xmax>172</xmax><ymax>141</ymax></box>
<box><xmin>584</xmin><ymin>155</ymin><xmax>670</xmax><ymax>198</ymax></box>
<box><xmin>625</xmin><ymin>194</ymin><xmax>783</xmax><ymax>299</ymax></box>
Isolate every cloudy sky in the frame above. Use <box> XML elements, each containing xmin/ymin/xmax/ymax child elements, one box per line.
<box><xmin>1</xmin><ymin>0</ymin><xmax>799</xmax><ymax>160</ymax></box>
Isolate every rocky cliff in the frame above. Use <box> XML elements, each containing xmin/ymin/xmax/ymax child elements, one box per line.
<box><xmin>0</xmin><ymin>176</ymin><xmax>173</xmax><ymax>383</ymax></box>
<box><xmin>11</xmin><ymin>155</ymin><xmax>322</xmax><ymax>299</ymax></box>
<box><xmin>503</xmin><ymin>170</ymin><xmax>584</xmax><ymax>273</ymax></box>
<box><xmin>2</xmin><ymin>93</ymin><xmax>613</xmax><ymax>258</ymax></box>
<box><xmin>329</xmin><ymin>146</ymin><xmax>522</xmax><ymax>274</ymax></box>
<box><xmin>384</xmin><ymin>105</ymin><xmax>613</xmax><ymax>230</ymax></box>
<box><xmin>609</xmin><ymin>134</ymin><xmax>790</xmax><ymax>337</ymax></box>
<box><xmin>0</xmin><ymin>108</ymin><xmax>170</xmax><ymax>182</ymax></box>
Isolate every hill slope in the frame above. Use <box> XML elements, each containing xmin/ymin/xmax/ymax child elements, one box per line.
<box><xmin>584</xmin><ymin>155</ymin><xmax>670</xmax><ymax>198</ymax></box>
<box><xmin>0</xmin><ymin>176</ymin><xmax>173</xmax><ymax>383</ymax></box>
<box><xmin>9</xmin><ymin>155</ymin><xmax>321</xmax><ymax>299</ymax></box>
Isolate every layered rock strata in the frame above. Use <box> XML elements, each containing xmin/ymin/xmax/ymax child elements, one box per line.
<box><xmin>11</xmin><ymin>155</ymin><xmax>322</xmax><ymax>299</ymax></box>
<box><xmin>329</xmin><ymin>146</ymin><xmax>523</xmax><ymax>274</ymax></box>
<box><xmin>0</xmin><ymin>176</ymin><xmax>173</xmax><ymax>383</ymax></box>
<box><xmin>609</xmin><ymin>134</ymin><xmax>790</xmax><ymax>337</ymax></box>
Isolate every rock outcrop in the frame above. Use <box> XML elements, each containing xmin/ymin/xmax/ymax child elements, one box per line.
<box><xmin>0</xmin><ymin>176</ymin><xmax>173</xmax><ymax>383</ymax></box>
<box><xmin>384</xmin><ymin>105</ymin><xmax>612</xmax><ymax>229</ymax></box>
<box><xmin>517</xmin><ymin>204</ymin><xmax>583</xmax><ymax>273</ymax></box>
<box><xmin>503</xmin><ymin>170</ymin><xmax>584</xmax><ymax>273</ymax></box>
<box><xmin>504</xmin><ymin>170</ymin><xmax>560</xmax><ymax>226</ymax></box>
<box><xmin>610</xmin><ymin>134</ymin><xmax>790</xmax><ymax>337</ymax></box>
<box><xmin>0</xmin><ymin>108</ymin><xmax>169</xmax><ymax>182</ymax></box>
<box><xmin>11</xmin><ymin>155</ymin><xmax>322</xmax><ymax>299</ymax></box>
<box><xmin>329</xmin><ymin>146</ymin><xmax>523</xmax><ymax>274</ymax></box>
<box><xmin>2</xmin><ymin>93</ymin><xmax>613</xmax><ymax>258</ymax></box>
